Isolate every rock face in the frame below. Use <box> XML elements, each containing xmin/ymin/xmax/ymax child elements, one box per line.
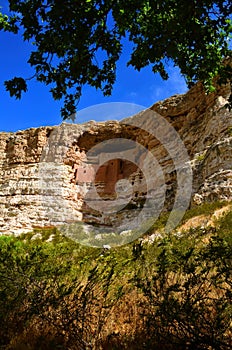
<box><xmin>0</xmin><ymin>82</ymin><xmax>231</xmax><ymax>236</ymax></box>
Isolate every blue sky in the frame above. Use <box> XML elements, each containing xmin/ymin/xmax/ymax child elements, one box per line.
<box><xmin>0</xmin><ymin>1</ymin><xmax>188</xmax><ymax>132</ymax></box>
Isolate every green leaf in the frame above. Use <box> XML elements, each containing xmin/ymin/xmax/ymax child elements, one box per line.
<box><xmin>4</xmin><ymin>77</ymin><xmax>28</xmax><ymax>99</ymax></box>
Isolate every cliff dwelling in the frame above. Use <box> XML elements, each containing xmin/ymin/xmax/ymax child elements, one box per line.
<box><xmin>64</xmin><ymin>136</ymin><xmax>147</xmax><ymax>228</ymax></box>
<box><xmin>75</xmin><ymin>157</ymin><xmax>139</xmax><ymax>196</ymax></box>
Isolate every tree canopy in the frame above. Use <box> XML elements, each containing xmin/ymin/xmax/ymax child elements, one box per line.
<box><xmin>0</xmin><ymin>0</ymin><xmax>232</xmax><ymax>119</ymax></box>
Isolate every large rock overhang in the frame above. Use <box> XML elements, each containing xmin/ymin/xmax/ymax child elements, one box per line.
<box><xmin>0</xmin><ymin>81</ymin><xmax>231</xmax><ymax>244</ymax></box>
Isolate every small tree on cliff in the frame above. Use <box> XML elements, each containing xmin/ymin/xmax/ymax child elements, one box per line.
<box><xmin>0</xmin><ymin>0</ymin><xmax>231</xmax><ymax>118</ymax></box>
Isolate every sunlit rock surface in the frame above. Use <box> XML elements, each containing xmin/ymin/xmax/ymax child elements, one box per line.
<box><xmin>0</xmin><ymin>81</ymin><xmax>231</xmax><ymax>235</ymax></box>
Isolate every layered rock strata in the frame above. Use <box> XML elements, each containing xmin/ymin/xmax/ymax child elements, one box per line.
<box><xmin>0</xmin><ymin>82</ymin><xmax>231</xmax><ymax>235</ymax></box>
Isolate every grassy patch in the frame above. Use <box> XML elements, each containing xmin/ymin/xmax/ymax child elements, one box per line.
<box><xmin>180</xmin><ymin>200</ymin><xmax>229</xmax><ymax>224</ymax></box>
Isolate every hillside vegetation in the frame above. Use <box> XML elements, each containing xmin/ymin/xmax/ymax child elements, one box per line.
<box><xmin>0</xmin><ymin>201</ymin><xmax>231</xmax><ymax>350</ymax></box>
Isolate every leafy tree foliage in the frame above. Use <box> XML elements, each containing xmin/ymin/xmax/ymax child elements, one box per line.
<box><xmin>0</xmin><ymin>0</ymin><xmax>232</xmax><ymax>118</ymax></box>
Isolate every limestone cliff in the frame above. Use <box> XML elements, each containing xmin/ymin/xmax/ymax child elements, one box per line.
<box><xmin>0</xmin><ymin>82</ymin><xmax>231</xmax><ymax>236</ymax></box>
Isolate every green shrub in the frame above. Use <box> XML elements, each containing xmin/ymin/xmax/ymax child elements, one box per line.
<box><xmin>0</xmin><ymin>202</ymin><xmax>231</xmax><ymax>349</ymax></box>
